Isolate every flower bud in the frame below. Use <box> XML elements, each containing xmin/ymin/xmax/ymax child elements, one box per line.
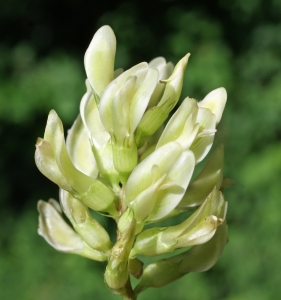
<box><xmin>128</xmin><ymin>257</ymin><xmax>143</xmax><ymax>279</ymax></box>
<box><xmin>84</xmin><ymin>25</ymin><xmax>116</xmax><ymax>98</ymax></box>
<box><xmin>37</xmin><ymin>200</ymin><xmax>107</xmax><ymax>261</ymax></box>
<box><xmin>198</xmin><ymin>87</ymin><xmax>227</xmax><ymax>125</ymax></box>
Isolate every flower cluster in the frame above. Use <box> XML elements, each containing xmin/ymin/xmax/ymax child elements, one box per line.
<box><xmin>36</xmin><ymin>25</ymin><xmax>229</xmax><ymax>298</ymax></box>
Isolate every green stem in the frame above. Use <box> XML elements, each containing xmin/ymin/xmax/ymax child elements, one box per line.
<box><xmin>121</xmin><ymin>277</ymin><xmax>137</xmax><ymax>300</ymax></box>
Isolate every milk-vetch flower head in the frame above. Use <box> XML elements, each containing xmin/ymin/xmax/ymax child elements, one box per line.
<box><xmin>35</xmin><ymin>24</ymin><xmax>230</xmax><ymax>298</ymax></box>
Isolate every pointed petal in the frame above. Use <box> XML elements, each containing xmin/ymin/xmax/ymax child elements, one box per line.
<box><xmin>157</xmin><ymin>53</ymin><xmax>190</xmax><ymax>108</ymax></box>
<box><xmin>135</xmin><ymin>54</ymin><xmax>190</xmax><ymax>139</ymax></box>
<box><xmin>198</xmin><ymin>87</ymin><xmax>227</xmax><ymax>124</ymax></box>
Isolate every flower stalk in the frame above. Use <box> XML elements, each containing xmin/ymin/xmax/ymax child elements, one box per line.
<box><xmin>35</xmin><ymin>25</ymin><xmax>229</xmax><ymax>299</ymax></box>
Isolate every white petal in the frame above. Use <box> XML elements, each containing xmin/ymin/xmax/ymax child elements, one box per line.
<box><xmin>84</xmin><ymin>25</ymin><xmax>116</xmax><ymax>97</ymax></box>
<box><xmin>147</xmin><ymin>150</ymin><xmax>195</xmax><ymax>221</ymax></box>
<box><xmin>157</xmin><ymin>97</ymin><xmax>198</xmax><ymax>149</ymax></box>
<box><xmin>177</xmin><ymin>145</ymin><xmax>224</xmax><ymax>209</ymax></box>
<box><xmin>99</xmin><ymin>62</ymin><xmax>148</xmax><ymax>132</ymax></box>
<box><xmin>112</xmin><ymin>76</ymin><xmax>137</xmax><ymax>141</ymax></box>
<box><xmin>125</xmin><ymin>142</ymin><xmax>182</xmax><ymax>205</ymax></box>
<box><xmin>157</xmin><ymin>53</ymin><xmax>190</xmax><ymax>109</ymax></box>
<box><xmin>38</xmin><ymin>200</ymin><xmax>108</xmax><ymax>261</ymax></box>
<box><xmin>38</xmin><ymin>200</ymin><xmax>83</xmax><ymax>253</ymax></box>
<box><xmin>176</xmin><ymin>215</ymin><xmax>223</xmax><ymax>248</ymax></box>
<box><xmin>190</xmin><ymin>108</ymin><xmax>216</xmax><ymax>163</ymax></box>
<box><xmin>80</xmin><ymin>83</ymin><xmax>110</xmax><ymax>148</ymax></box>
<box><xmin>129</xmin><ymin>67</ymin><xmax>159</xmax><ymax>133</ymax></box>
<box><xmin>66</xmin><ymin>115</ymin><xmax>98</xmax><ymax>179</ymax></box>
<box><xmin>198</xmin><ymin>87</ymin><xmax>227</xmax><ymax>124</ymax></box>
<box><xmin>130</xmin><ymin>172</ymin><xmax>167</xmax><ymax>221</ymax></box>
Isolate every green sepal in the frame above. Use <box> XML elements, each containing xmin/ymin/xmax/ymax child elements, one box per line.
<box><xmin>112</xmin><ymin>138</ymin><xmax>138</xmax><ymax>183</ymax></box>
<box><xmin>105</xmin><ymin>219</ymin><xmax>136</xmax><ymax>289</ymax></box>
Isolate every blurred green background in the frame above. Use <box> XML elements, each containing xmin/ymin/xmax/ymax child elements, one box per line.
<box><xmin>1</xmin><ymin>0</ymin><xmax>281</xmax><ymax>299</ymax></box>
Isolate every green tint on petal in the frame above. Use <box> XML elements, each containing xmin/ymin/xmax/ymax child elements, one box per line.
<box><xmin>78</xmin><ymin>180</ymin><xmax>116</xmax><ymax>214</ymax></box>
<box><xmin>59</xmin><ymin>189</ymin><xmax>113</xmax><ymax>253</ymax></box>
<box><xmin>125</xmin><ymin>142</ymin><xmax>182</xmax><ymax>206</ymax></box>
<box><xmin>147</xmin><ymin>150</ymin><xmax>195</xmax><ymax>222</ymax></box>
<box><xmin>36</xmin><ymin>110</ymin><xmax>116</xmax><ymax>214</ymax></box>
<box><xmin>176</xmin><ymin>215</ymin><xmax>223</xmax><ymax>248</ymax></box>
<box><xmin>112</xmin><ymin>76</ymin><xmax>137</xmax><ymax>142</ymax></box>
<box><xmin>132</xmin><ymin>189</ymin><xmax>226</xmax><ymax>256</ymax></box>
<box><xmin>177</xmin><ymin>144</ymin><xmax>224</xmax><ymax>209</ymax></box>
<box><xmin>37</xmin><ymin>200</ymin><xmax>107</xmax><ymax>261</ymax></box>
<box><xmin>136</xmin><ymin>54</ymin><xmax>190</xmax><ymax>140</ymax></box>
<box><xmin>134</xmin><ymin>222</ymin><xmax>227</xmax><ymax>294</ymax></box>
<box><xmin>130</xmin><ymin>170</ymin><xmax>166</xmax><ymax>221</ymax></box>
<box><xmin>179</xmin><ymin>222</ymin><xmax>228</xmax><ymax>272</ymax></box>
<box><xmin>84</xmin><ymin>25</ymin><xmax>116</xmax><ymax>98</ymax></box>
<box><xmin>157</xmin><ymin>53</ymin><xmax>190</xmax><ymax>108</ymax></box>
<box><xmin>80</xmin><ymin>81</ymin><xmax>111</xmax><ymax>148</ymax></box>
<box><xmin>156</xmin><ymin>97</ymin><xmax>198</xmax><ymax>149</ymax></box>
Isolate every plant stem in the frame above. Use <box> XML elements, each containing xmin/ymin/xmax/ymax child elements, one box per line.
<box><xmin>121</xmin><ymin>277</ymin><xmax>137</xmax><ymax>300</ymax></box>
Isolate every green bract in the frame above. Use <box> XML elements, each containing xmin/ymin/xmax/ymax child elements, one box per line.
<box><xmin>35</xmin><ymin>25</ymin><xmax>229</xmax><ymax>299</ymax></box>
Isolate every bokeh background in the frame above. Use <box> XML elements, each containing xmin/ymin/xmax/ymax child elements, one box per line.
<box><xmin>1</xmin><ymin>0</ymin><xmax>281</xmax><ymax>299</ymax></box>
